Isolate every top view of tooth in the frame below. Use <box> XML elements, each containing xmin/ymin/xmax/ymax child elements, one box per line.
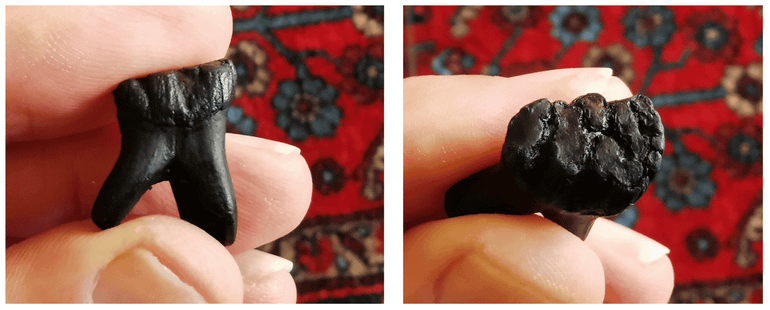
<box><xmin>445</xmin><ymin>93</ymin><xmax>664</xmax><ymax>240</ymax></box>
<box><xmin>92</xmin><ymin>59</ymin><xmax>238</xmax><ymax>246</ymax></box>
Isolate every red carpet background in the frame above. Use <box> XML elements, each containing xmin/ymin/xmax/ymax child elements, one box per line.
<box><xmin>226</xmin><ymin>6</ymin><xmax>384</xmax><ymax>303</ymax></box>
<box><xmin>405</xmin><ymin>6</ymin><xmax>762</xmax><ymax>303</ymax></box>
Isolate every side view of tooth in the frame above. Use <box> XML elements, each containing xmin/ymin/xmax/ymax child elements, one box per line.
<box><xmin>93</xmin><ymin>59</ymin><xmax>238</xmax><ymax>246</ymax></box>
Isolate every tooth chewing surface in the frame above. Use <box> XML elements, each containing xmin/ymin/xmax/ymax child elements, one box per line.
<box><xmin>445</xmin><ymin>94</ymin><xmax>664</xmax><ymax>239</ymax></box>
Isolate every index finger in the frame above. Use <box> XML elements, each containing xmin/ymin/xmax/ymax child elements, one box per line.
<box><xmin>403</xmin><ymin>69</ymin><xmax>634</xmax><ymax>230</ymax></box>
<box><xmin>5</xmin><ymin>6</ymin><xmax>233</xmax><ymax>142</ymax></box>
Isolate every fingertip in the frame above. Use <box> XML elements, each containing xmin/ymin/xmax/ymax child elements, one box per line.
<box><xmin>404</xmin><ymin>214</ymin><xmax>605</xmax><ymax>303</ymax></box>
<box><xmin>242</xmin><ymin>271</ymin><xmax>298</xmax><ymax>303</ymax></box>
<box><xmin>6</xmin><ymin>6</ymin><xmax>234</xmax><ymax>141</ymax></box>
<box><xmin>226</xmin><ymin>133</ymin><xmax>301</xmax><ymax>155</ymax></box>
<box><xmin>6</xmin><ymin>216</ymin><xmax>243</xmax><ymax>303</ymax></box>
<box><xmin>602</xmin><ymin>254</ymin><xmax>675</xmax><ymax>303</ymax></box>
<box><xmin>221</xmin><ymin>135</ymin><xmax>312</xmax><ymax>254</ymax></box>
<box><xmin>602</xmin><ymin>76</ymin><xmax>635</xmax><ymax>101</ymax></box>
<box><xmin>235</xmin><ymin>250</ymin><xmax>297</xmax><ymax>303</ymax></box>
<box><xmin>507</xmin><ymin>67</ymin><xmax>613</xmax><ymax>82</ymax></box>
<box><xmin>6</xmin><ymin>123</ymin><xmax>121</xmax><ymax>239</ymax></box>
<box><xmin>586</xmin><ymin>218</ymin><xmax>675</xmax><ymax>303</ymax></box>
<box><xmin>127</xmin><ymin>135</ymin><xmax>312</xmax><ymax>255</ymax></box>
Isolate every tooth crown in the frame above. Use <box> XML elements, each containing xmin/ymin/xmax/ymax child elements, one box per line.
<box><xmin>503</xmin><ymin>93</ymin><xmax>664</xmax><ymax>216</ymax></box>
<box><xmin>113</xmin><ymin>59</ymin><xmax>236</xmax><ymax>127</ymax></box>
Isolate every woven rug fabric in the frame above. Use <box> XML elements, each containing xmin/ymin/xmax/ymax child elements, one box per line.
<box><xmin>405</xmin><ymin>5</ymin><xmax>762</xmax><ymax>303</ymax></box>
<box><xmin>226</xmin><ymin>6</ymin><xmax>384</xmax><ymax>303</ymax></box>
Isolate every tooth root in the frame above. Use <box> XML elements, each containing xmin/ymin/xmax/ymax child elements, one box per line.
<box><xmin>92</xmin><ymin>126</ymin><xmax>176</xmax><ymax>230</ymax></box>
<box><xmin>94</xmin><ymin>59</ymin><xmax>238</xmax><ymax>246</ymax></box>
<box><xmin>170</xmin><ymin>111</ymin><xmax>237</xmax><ymax>246</ymax></box>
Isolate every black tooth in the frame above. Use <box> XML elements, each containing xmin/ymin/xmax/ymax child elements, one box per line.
<box><xmin>93</xmin><ymin>59</ymin><xmax>238</xmax><ymax>246</ymax></box>
<box><xmin>445</xmin><ymin>93</ymin><xmax>664</xmax><ymax>240</ymax></box>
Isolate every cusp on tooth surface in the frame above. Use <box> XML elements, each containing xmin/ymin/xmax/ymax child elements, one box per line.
<box><xmin>445</xmin><ymin>93</ymin><xmax>664</xmax><ymax>240</ymax></box>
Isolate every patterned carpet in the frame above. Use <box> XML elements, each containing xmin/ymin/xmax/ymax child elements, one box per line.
<box><xmin>405</xmin><ymin>6</ymin><xmax>762</xmax><ymax>303</ymax></box>
<box><xmin>225</xmin><ymin>6</ymin><xmax>384</xmax><ymax>303</ymax></box>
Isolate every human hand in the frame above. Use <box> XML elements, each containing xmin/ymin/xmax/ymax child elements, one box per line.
<box><xmin>403</xmin><ymin>69</ymin><xmax>674</xmax><ymax>303</ymax></box>
<box><xmin>6</xmin><ymin>6</ymin><xmax>312</xmax><ymax>303</ymax></box>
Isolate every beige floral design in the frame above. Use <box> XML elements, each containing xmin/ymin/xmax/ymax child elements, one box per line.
<box><xmin>450</xmin><ymin>6</ymin><xmax>480</xmax><ymax>38</ymax></box>
<box><xmin>352</xmin><ymin>6</ymin><xmax>383</xmax><ymax>37</ymax></box>
<box><xmin>722</xmin><ymin>62</ymin><xmax>763</xmax><ymax>117</ymax></box>
<box><xmin>362</xmin><ymin>142</ymin><xmax>384</xmax><ymax>201</ymax></box>
<box><xmin>735</xmin><ymin>203</ymin><xmax>762</xmax><ymax>268</ymax></box>
<box><xmin>583</xmin><ymin>44</ymin><xmax>635</xmax><ymax>86</ymax></box>
<box><xmin>225</xmin><ymin>41</ymin><xmax>272</xmax><ymax>98</ymax></box>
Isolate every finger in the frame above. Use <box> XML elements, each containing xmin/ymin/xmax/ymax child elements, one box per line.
<box><xmin>6</xmin><ymin>132</ymin><xmax>312</xmax><ymax>256</ymax></box>
<box><xmin>404</xmin><ymin>214</ymin><xmax>605</xmax><ymax>303</ymax></box>
<box><xmin>131</xmin><ymin>134</ymin><xmax>312</xmax><ymax>255</ymax></box>
<box><xmin>6</xmin><ymin>6</ymin><xmax>233</xmax><ymax>142</ymax></box>
<box><xmin>584</xmin><ymin>218</ymin><xmax>674</xmax><ymax>303</ymax></box>
<box><xmin>5</xmin><ymin>122</ymin><xmax>121</xmax><ymax>240</ymax></box>
<box><xmin>403</xmin><ymin>68</ymin><xmax>634</xmax><ymax>230</ymax></box>
<box><xmin>6</xmin><ymin>216</ymin><xmax>242</xmax><ymax>303</ymax></box>
<box><xmin>235</xmin><ymin>250</ymin><xmax>297</xmax><ymax>303</ymax></box>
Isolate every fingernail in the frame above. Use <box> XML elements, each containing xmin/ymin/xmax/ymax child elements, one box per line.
<box><xmin>235</xmin><ymin>250</ymin><xmax>294</xmax><ymax>282</ymax></box>
<box><xmin>92</xmin><ymin>248</ymin><xmax>206</xmax><ymax>303</ymax></box>
<box><xmin>261</xmin><ymin>140</ymin><xmax>300</xmax><ymax>155</ymax></box>
<box><xmin>589</xmin><ymin>218</ymin><xmax>670</xmax><ymax>264</ymax></box>
<box><xmin>517</xmin><ymin>67</ymin><xmax>613</xmax><ymax>81</ymax></box>
<box><xmin>227</xmin><ymin>134</ymin><xmax>301</xmax><ymax>155</ymax></box>
<box><xmin>563</xmin><ymin>68</ymin><xmax>613</xmax><ymax>95</ymax></box>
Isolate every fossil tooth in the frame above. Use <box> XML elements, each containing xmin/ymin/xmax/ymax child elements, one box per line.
<box><xmin>445</xmin><ymin>93</ymin><xmax>664</xmax><ymax>240</ymax></box>
<box><xmin>92</xmin><ymin>59</ymin><xmax>238</xmax><ymax>246</ymax></box>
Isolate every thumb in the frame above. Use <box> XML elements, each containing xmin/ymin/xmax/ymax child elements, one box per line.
<box><xmin>404</xmin><ymin>214</ymin><xmax>605</xmax><ymax>303</ymax></box>
<box><xmin>6</xmin><ymin>215</ymin><xmax>243</xmax><ymax>303</ymax></box>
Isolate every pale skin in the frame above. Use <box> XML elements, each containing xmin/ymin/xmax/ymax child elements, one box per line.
<box><xmin>404</xmin><ymin>69</ymin><xmax>675</xmax><ymax>303</ymax></box>
<box><xmin>6</xmin><ymin>6</ymin><xmax>312</xmax><ymax>303</ymax></box>
<box><xmin>6</xmin><ymin>6</ymin><xmax>676</xmax><ymax>304</ymax></box>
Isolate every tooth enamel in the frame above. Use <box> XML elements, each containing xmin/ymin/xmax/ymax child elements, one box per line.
<box><xmin>93</xmin><ymin>59</ymin><xmax>238</xmax><ymax>246</ymax></box>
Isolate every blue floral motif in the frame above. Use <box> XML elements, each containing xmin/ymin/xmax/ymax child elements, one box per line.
<box><xmin>272</xmin><ymin>77</ymin><xmax>341</xmax><ymax>141</ymax></box>
<box><xmin>226</xmin><ymin>105</ymin><xmax>257</xmax><ymax>135</ymax></box>
<box><xmin>482</xmin><ymin>64</ymin><xmax>500</xmax><ymax>76</ymax></box>
<box><xmin>310</xmin><ymin>158</ymin><xmax>347</xmax><ymax>195</ymax></box>
<box><xmin>355</xmin><ymin>225</ymin><xmax>371</xmax><ymax>238</ymax></box>
<box><xmin>335</xmin><ymin>255</ymin><xmax>350</xmax><ymax>273</ymax></box>
<box><xmin>696</xmin><ymin>22</ymin><xmax>729</xmax><ymax>51</ymax></box>
<box><xmin>729</xmin><ymin>290</ymin><xmax>745</xmax><ymax>303</ymax></box>
<box><xmin>728</xmin><ymin>134</ymin><xmax>761</xmax><ymax>165</ymax></box>
<box><xmin>432</xmin><ymin>48</ymin><xmax>475</xmax><ymax>75</ymax></box>
<box><xmin>622</xmin><ymin>6</ymin><xmax>676</xmax><ymax>48</ymax></box>
<box><xmin>755</xmin><ymin>35</ymin><xmax>762</xmax><ymax>55</ymax></box>
<box><xmin>356</xmin><ymin>56</ymin><xmax>384</xmax><ymax>89</ymax></box>
<box><xmin>549</xmin><ymin>6</ymin><xmax>602</xmax><ymax>46</ymax></box>
<box><xmin>614</xmin><ymin>205</ymin><xmax>639</xmax><ymax>228</ymax></box>
<box><xmin>654</xmin><ymin>142</ymin><xmax>716</xmax><ymax>212</ymax></box>
<box><xmin>685</xmin><ymin>228</ymin><xmax>720</xmax><ymax>261</ymax></box>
